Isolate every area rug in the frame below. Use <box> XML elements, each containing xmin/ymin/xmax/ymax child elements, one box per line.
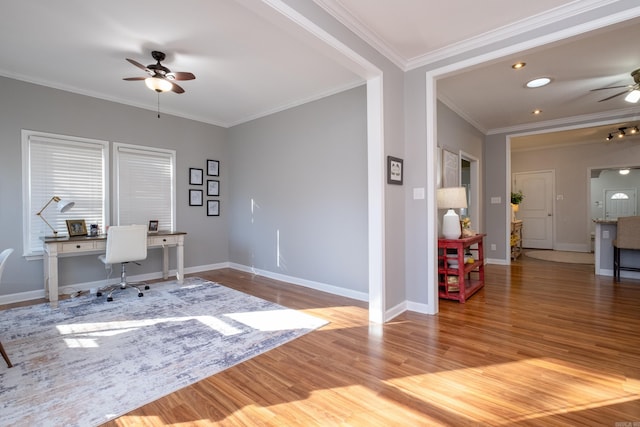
<box><xmin>525</xmin><ymin>250</ymin><xmax>594</xmax><ymax>264</ymax></box>
<box><xmin>0</xmin><ymin>277</ymin><xmax>328</xmax><ymax>427</ymax></box>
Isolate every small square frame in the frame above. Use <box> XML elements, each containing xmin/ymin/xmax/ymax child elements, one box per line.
<box><xmin>207</xmin><ymin>180</ymin><xmax>220</xmax><ymax>196</ymax></box>
<box><xmin>207</xmin><ymin>200</ymin><xmax>220</xmax><ymax>216</ymax></box>
<box><xmin>189</xmin><ymin>189</ymin><xmax>203</xmax><ymax>206</ymax></box>
<box><xmin>66</xmin><ymin>219</ymin><xmax>87</xmax><ymax>237</ymax></box>
<box><xmin>148</xmin><ymin>220</ymin><xmax>159</xmax><ymax>233</ymax></box>
<box><xmin>189</xmin><ymin>168</ymin><xmax>203</xmax><ymax>185</ymax></box>
<box><xmin>387</xmin><ymin>156</ymin><xmax>403</xmax><ymax>185</ymax></box>
<box><xmin>207</xmin><ymin>159</ymin><xmax>219</xmax><ymax>176</ymax></box>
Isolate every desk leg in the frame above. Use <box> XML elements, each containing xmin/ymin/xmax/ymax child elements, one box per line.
<box><xmin>44</xmin><ymin>246</ymin><xmax>59</xmax><ymax>307</ymax></box>
<box><xmin>162</xmin><ymin>246</ymin><xmax>169</xmax><ymax>280</ymax></box>
<box><xmin>176</xmin><ymin>240</ymin><xmax>184</xmax><ymax>284</ymax></box>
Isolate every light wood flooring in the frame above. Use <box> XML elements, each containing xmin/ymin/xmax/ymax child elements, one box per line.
<box><xmin>7</xmin><ymin>255</ymin><xmax>640</xmax><ymax>426</ymax></box>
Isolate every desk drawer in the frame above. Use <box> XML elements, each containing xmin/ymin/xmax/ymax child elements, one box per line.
<box><xmin>149</xmin><ymin>235</ymin><xmax>180</xmax><ymax>247</ymax></box>
<box><xmin>59</xmin><ymin>241</ymin><xmax>99</xmax><ymax>253</ymax></box>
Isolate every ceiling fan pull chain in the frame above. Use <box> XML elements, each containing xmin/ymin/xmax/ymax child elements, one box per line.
<box><xmin>157</xmin><ymin>92</ymin><xmax>161</xmax><ymax>118</ymax></box>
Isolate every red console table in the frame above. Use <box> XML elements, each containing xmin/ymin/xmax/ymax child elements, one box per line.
<box><xmin>438</xmin><ymin>234</ymin><xmax>485</xmax><ymax>303</ymax></box>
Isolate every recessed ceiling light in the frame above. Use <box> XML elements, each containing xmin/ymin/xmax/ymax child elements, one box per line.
<box><xmin>512</xmin><ymin>62</ymin><xmax>526</xmax><ymax>70</ymax></box>
<box><xmin>526</xmin><ymin>77</ymin><xmax>551</xmax><ymax>88</ymax></box>
<box><xmin>532</xmin><ymin>109</ymin><xmax>542</xmax><ymax>115</ymax></box>
<box><xmin>619</xmin><ymin>168</ymin><xmax>630</xmax><ymax>175</ymax></box>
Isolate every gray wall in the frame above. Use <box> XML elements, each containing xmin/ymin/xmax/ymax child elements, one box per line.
<box><xmin>228</xmin><ymin>86</ymin><xmax>368</xmax><ymax>292</ymax></box>
<box><xmin>0</xmin><ymin>76</ymin><xmax>229</xmax><ymax>296</ymax></box>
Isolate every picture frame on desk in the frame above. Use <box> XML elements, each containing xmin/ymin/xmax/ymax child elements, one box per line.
<box><xmin>66</xmin><ymin>219</ymin><xmax>87</xmax><ymax>237</ymax></box>
<box><xmin>189</xmin><ymin>189</ymin><xmax>203</xmax><ymax>206</ymax></box>
<box><xmin>148</xmin><ymin>220</ymin><xmax>159</xmax><ymax>233</ymax></box>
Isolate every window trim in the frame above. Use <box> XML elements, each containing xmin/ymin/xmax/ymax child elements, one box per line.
<box><xmin>21</xmin><ymin>130</ymin><xmax>109</xmax><ymax>258</ymax></box>
<box><xmin>112</xmin><ymin>142</ymin><xmax>176</xmax><ymax>230</ymax></box>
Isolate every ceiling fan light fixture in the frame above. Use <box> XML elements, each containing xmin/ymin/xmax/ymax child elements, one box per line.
<box><xmin>624</xmin><ymin>89</ymin><xmax>640</xmax><ymax>103</ymax></box>
<box><xmin>145</xmin><ymin>77</ymin><xmax>172</xmax><ymax>93</ymax></box>
<box><xmin>532</xmin><ymin>109</ymin><xmax>542</xmax><ymax>115</ymax></box>
<box><xmin>526</xmin><ymin>77</ymin><xmax>551</xmax><ymax>88</ymax></box>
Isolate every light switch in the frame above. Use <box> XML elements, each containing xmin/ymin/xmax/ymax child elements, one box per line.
<box><xmin>413</xmin><ymin>187</ymin><xmax>425</xmax><ymax>200</ymax></box>
<box><xmin>491</xmin><ymin>197</ymin><xmax>501</xmax><ymax>204</ymax></box>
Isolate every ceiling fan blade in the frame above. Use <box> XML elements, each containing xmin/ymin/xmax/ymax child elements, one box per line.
<box><xmin>590</xmin><ymin>85</ymin><xmax>630</xmax><ymax>91</ymax></box>
<box><xmin>598</xmin><ymin>89</ymin><xmax>630</xmax><ymax>102</ymax></box>
<box><xmin>166</xmin><ymin>72</ymin><xmax>196</xmax><ymax>81</ymax></box>
<box><xmin>169</xmin><ymin>81</ymin><xmax>185</xmax><ymax>94</ymax></box>
<box><xmin>123</xmin><ymin>76</ymin><xmax>147</xmax><ymax>81</ymax></box>
<box><xmin>126</xmin><ymin>58</ymin><xmax>152</xmax><ymax>74</ymax></box>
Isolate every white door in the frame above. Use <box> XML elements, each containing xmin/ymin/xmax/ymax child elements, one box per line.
<box><xmin>604</xmin><ymin>189</ymin><xmax>637</xmax><ymax>219</ymax></box>
<box><xmin>513</xmin><ymin>171</ymin><xmax>554</xmax><ymax>249</ymax></box>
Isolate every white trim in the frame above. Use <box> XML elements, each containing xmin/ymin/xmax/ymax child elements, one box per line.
<box><xmin>425</xmin><ymin>71</ymin><xmax>439</xmax><ymax>315</ymax></box>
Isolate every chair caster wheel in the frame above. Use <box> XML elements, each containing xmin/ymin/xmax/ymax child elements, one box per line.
<box><xmin>107</xmin><ymin>297</ymin><xmax>113</xmax><ymax>302</ymax></box>
<box><xmin>138</xmin><ymin>292</ymin><xmax>144</xmax><ymax>297</ymax></box>
<box><xmin>144</xmin><ymin>285</ymin><xmax>150</xmax><ymax>290</ymax></box>
<box><xmin>96</xmin><ymin>291</ymin><xmax>102</xmax><ymax>297</ymax></box>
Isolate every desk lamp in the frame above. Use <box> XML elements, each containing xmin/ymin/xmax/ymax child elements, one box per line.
<box><xmin>437</xmin><ymin>187</ymin><xmax>467</xmax><ymax>239</ymax></box>
<box><xmin>36</xmin><ymin>196</ymin><xmax>75</xmax><ymax>237</ymax></box>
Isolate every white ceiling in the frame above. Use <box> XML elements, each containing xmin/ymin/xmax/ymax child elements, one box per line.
<box><xmin>1</xmin><ymin>0</ymin><xmax>639</xmax><ymax>147</ymax></box>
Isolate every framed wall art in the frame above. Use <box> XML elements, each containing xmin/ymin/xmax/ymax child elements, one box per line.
<box><xmin>442</xmin><ymin>149</ymin><xmax>459</xmax><ymax>187</ymax></box>
<box><xmin>189</xmin><ymin>189</ymin><xmax>203</xmax><ymax>206</ymax></box>
<box><xmin>189</xmin><ymin>168</ymin><xmax>203</xmax><ymax>185</ymax></box>
<box><xmin>207</xmin><ymin>159</ymin><xmax>219</xmax><ymax>176</ymax></box>
<box><xmin>207</xmin><ymin>180</ymin><xmax>220</xmax><ymax>197</ymax></box>
<box><xmin>66</xmin><ymin>219</ymin><xmax>87</xmax><ymax>237</ymax></box>
<box><xmin>387</xmin><ymin>156</ymin><xmax>403</xmax><ymax>185</ymax></box>
<box><xmin>148</xmin><ymin>220</ymin><xmax>159</xmax><ymax>233</ymax></box>
<box><xmin>207</xmin><ymin>200</ymin><xmax>220</xmax><ymax>216</ymax></box>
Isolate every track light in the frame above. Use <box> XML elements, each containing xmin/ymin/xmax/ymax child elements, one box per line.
<box><xmin>631</xmin><ymin>126</ymin><xmax>639</xmax><ymax>134</ymax></box>
<box><xmin>618</xmin><ymin>128</ymin><xmax>626</xmax><ymax>138</ymax></box>
<box><xmin>606</xmin><ymin>133</ymin><xmax>613</xmax><ymax>141</ymax></box>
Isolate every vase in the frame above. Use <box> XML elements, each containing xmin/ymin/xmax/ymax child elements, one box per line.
<box><xmin>511</xmin><ymin>203</ymin><xmax>519</xmax><ymax>221</ymax></box>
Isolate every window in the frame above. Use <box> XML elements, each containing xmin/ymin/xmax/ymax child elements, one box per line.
<box><xmin>113</xmin><ymin>143</ymin><xmax>175</xmax><ymax>230</ymax></box>
<box><xmin>22</xmin><ymin>130</ymin><xmax>108</xmax><ymax>256</ymax></box>
<box><xmin>611</xmin><ymin>193</ymin><xmax>630</xmax><ymax>200</ymax></box>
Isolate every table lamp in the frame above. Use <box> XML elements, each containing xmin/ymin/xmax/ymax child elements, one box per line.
<box><xmin>36</xmin><ymin>196</ymin><xmax>75</xmax><ymax>237</ymax></box>
<box><xmin>437</xmin><ymin>187</ymin><xmax>467</xmax><ymax>239</ymax></box>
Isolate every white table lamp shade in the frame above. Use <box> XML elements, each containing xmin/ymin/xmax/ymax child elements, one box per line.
<box><xmin>437</xmin><ymin>187</ymin><xmax>467</xmax><ymax>239</ymax></box>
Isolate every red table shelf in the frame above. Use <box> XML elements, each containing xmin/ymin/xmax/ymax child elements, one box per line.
<box><xmin>438</xmin><ymin>234</ymin><xmax>485</xmax><ymax>303</ymax></box>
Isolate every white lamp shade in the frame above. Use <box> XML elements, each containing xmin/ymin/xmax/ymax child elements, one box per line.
<box><xmin>57</xmin><ymin>199</ymin><xmax>75</xmax><ymax>213</ymax></box>
<box><xmin>145</xmin><ymin>77</ymin><xmax>172</xmax><ymax>93</ymax></box>
<box><xmin>436</xmin><ymin>187</ymin><xmax>467</xmax><ymax>209</ymax></box>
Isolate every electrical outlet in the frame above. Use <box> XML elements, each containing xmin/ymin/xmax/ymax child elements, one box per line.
<box><xmin>491</xmin><ymin>244</ymin><xmax>497</xmax><ymax>251</ymax></box>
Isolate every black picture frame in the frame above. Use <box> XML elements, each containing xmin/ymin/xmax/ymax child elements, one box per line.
<box><xmin>207</xmin><ymin>180</ymin><xmax>220</xmax><ymax>196</ymax></box>
<box><xmin>66</xmin><ymin>219</ymin><xmax>87</xmax><ymax>237</ymax></box>
<box><xmin>207</xmin><ymin>159</ymin><xmax>219</xmax><ymax>176</ymax></box>
<box><xmin>387</xmin><ymin>156</ymin><xmax>403</xmax><ymax>185</ymax></box>
<box><xmin>189</xmin><ymin>189</ymin><xmax>203</xmax><ymax>206</ymax></box>
<box><xmin>189</xmin><ymin>168</ymin><xmax>203</xmax><ymax>185</ymax></box>
<box><xmin>207</xmin><ymin>200</ymin><xmax>220</xmax><ymax>216</ymax></box>
<box><xmin>148</xmin><ymin>220</ymin><xmax>159</xmax><ymax>232</ymax></box>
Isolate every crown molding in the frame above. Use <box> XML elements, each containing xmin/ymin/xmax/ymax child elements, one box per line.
<box><xmin>314</xmin><ymin>0</ymin><xmax>623</xmax><ymax>72</ymax></box>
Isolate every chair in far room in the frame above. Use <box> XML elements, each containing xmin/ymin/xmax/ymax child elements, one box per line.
<box><xmin>613</xmin><ymin>216</ymin><xmax>640</xmax><ymax>282</ymax></box>
<box><xmin>97</xmin><ymin>225</ymin><xmax>150</xmax><ymax>301</ymax></box>
<box><xmin>0</xmin><ymin>248</ymin><xmax>14</xmax><ymax>367</ymax></box>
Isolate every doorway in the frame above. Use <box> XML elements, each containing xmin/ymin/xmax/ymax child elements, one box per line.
<box><xmin>513</xmin><ymin>170</ymin><xmax>555</xmax><ymax>249</ymax></box>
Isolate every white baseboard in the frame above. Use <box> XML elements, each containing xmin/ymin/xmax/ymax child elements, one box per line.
<box><xmin>228</xmin><ymin>262</ymin><xmax>369</xmax><ymax>302</ymax></box>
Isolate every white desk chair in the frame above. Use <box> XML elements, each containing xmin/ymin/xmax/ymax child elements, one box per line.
<box><xmin>0</xmin><ymin>248</ymin><xmax>14</xmax><ymax>367</ymax></box>
<box><xmin>97</xmin><ymin>225</ymin><xmax>149</xmax><ymax>301</ymax></box>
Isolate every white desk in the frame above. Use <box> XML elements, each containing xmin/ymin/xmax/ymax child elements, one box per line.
<box><xmin>43</xmin><ymin>231</ymin><xmax>186</xmax><ymax>306</ymax></box>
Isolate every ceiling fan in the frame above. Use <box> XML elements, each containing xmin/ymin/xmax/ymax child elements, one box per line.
<box><xmin>123</xmin><ymin>51</ymin><xmax>195</xmax><ymax>94</ymax></box>
<box><xmin>591</xmin><ymin>68</ymin><xmax>640</xmax><ymax>103</ymax></box>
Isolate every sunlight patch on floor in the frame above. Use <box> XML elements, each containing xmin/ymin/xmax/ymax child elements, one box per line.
<box><xmin>384</xmin><ymin>357</ymin><xmax>640</xmax><ymax>425</ymax></box>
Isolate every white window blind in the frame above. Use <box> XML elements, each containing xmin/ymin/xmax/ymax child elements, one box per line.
<box><xmin>114</xmin><ymin>143</ymin><xmax>175</xmax><ymax>230</ymax></box>
<box><xmin>22</xmin><ymin>131</ymin><xmax>108</xmax><ymax>256</ymax></box>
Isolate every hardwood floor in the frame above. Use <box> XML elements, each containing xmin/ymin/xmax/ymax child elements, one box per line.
<box><xmin>5</xmin><ymin>255</ymin><xmax>640</xmax><ymax>426</ymax></box>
